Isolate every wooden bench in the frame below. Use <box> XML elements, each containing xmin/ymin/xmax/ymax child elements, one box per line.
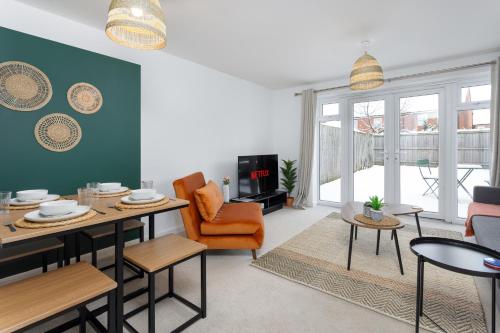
<box><xmin>76</xmin><ymin>219</ymin><xmax>144</xmax><ymax>268</ymax></box>
<box><xmin>123</xmin><ymin>234</ymin><xmax>207</xmax><ymax>332</ymax></box>
<box><xmin>0</xmin><ymin>238</ymin><xmax>63</xmax><ymax>273</ymax></box>
<box><xmin>0</xmin><ymin>262</ymin><xmax>117</xmax><ymax>333</ymax></box>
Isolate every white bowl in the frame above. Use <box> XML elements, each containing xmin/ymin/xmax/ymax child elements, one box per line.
<box><xmin>39</xmin><ymin>200</ymin><xmax>78</xmax><ymax>217</ymax></box>
<box><xmin>98</xmin><ymin>182</ymin><xmax>121</xmax><ymax>192</ymax></box>
<box><xmin>130</xmin><ymin>189</ymin><xmax>157</xmax><ymax>201</ymax></box>
<box><xmin>16</xmin><ymin>189</ymin><xmax>48</xmax><ymax>202</ymax></box>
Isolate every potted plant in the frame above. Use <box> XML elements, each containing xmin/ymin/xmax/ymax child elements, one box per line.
<box><xmin>280</xmin><ymin>159</ymin><xmax>297</xmax><ymax>207</ymax></box>
<box><xmin>222</xmin><ymin>176</ymin><xmax>230</xmax><ymax>203</ymax></box>
<box><xmin>368</xmin><ymin>195</ymin><xmax>384</xmax><ymax>221</ymax></box>
<box><xmin>363</xmin><ymin>201</ymin><xmax>372</xmax><ymax>218</ymax></box>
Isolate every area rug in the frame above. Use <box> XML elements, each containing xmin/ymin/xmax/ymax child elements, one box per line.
<box><xmin>251</xmin><ymin>213</ymin><xmax>487</xmax><ymax>333</ymax></box>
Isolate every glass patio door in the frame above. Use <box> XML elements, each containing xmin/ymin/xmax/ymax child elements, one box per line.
<box><xmin>395</xmin><ymin>90</ymin><xmax>444</xmax><ymax>217</ymax></box>
<box><xmin>350</xmin><ymin>98</ymin><xmax>388</xmax><ymax>203</ymax></box>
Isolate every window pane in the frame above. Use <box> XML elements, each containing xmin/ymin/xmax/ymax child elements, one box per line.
<box><xmin>400</xmin><ymin>94</ymin><xmax>439</xmax><ymax>213</ymax></box>
<box><xmin>457</xmin><ymin>109</ymin><xmax>491</xmax><ymax>218</ymax></box>
<box><xmin>353</xmin><ymin>100</ymin><xmax>384</xmax><ymax>203</ymax></box>
<box><xmin>319</xmin><ymin>120</ymin><xmax>341</xmax><ymax>202</ymax></box>
<box><xmin>461</xmin><ymin>85</ymin><xmax>491</xmax><ymax>103</ymax></box>
<box><xmin>322</xmin><ymin>103</ymin><xmax>339</xmax><ymax>116</ymax></box>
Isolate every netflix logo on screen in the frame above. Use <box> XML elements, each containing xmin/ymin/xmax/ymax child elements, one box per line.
<box><xmin>250</xmin><ymin>169</ymin><xmax>270</xmax><ymax>180</ymax></box>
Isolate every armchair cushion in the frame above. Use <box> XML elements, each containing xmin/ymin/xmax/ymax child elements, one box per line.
<box><xmin>200</xmin><ymin>203</ymin><xmax>263</xmax><ymax>235</ymax></box>
<box><xmin>194</xmin><ymin>180</ymin><xmax>224</xmax><ymax>221</ymax></box>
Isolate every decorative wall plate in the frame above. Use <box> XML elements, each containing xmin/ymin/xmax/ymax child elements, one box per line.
<box><xmin>0</xmin><ymin>61</ymin><xmax>53</xmax><ymax>111</ymax></box>
<box><xmin>67</xmin><ymin>82</ymin><xmax>103</xmax><ymax>114</ymax></box>
<box><xmin>34</xmin><ymin>113</ymin><xmax>82</xmax><ymax>152</ymax></box>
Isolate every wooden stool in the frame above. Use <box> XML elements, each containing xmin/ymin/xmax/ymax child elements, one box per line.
<box><xmin>0</xmin><ymin>262</ymin><xmax>117</xmax><ymax>333</ymax></box>
<box><xmin>0</xmin><ymin>238</ymin><xmax>63</xmax><ymax>273</ymax></box>
<box><xmin>123</xmin><ymin>234</ymin><xmax>207</xmax><ymax>333</ymax></box>
<box><xmin>76</xmin><ymin>219</ymin><xmax>145</xmax><ymax>269</ymax></box>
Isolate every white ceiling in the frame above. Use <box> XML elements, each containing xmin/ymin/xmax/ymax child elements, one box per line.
<box><xmin>14</xmin><ymin>0</ymin><xmax>500</xmax><ymax>89</ymax></box>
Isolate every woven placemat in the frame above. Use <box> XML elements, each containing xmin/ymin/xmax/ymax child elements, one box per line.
<box><xmin>8</xmin><ymin>197</ymin><xmax>63</xmax><ymax>210</ymax></box>
<box><xmin>115</xmin><ymin>197</ymin><xmax>170</xmax><ymax>210</ymax></box>
<box><xmin>9</xmin><ymin>203</ymin><xmax>41</xmax><ymax>210</ymax></box>
<box><xmin>96</xmin><ymin>190</ymin><xmax>131</xmax><ymax>198</ymax></box>
<box><xmin>15</xmin><ymin>210</ymin><xmax>97</xmax><ymax>229</ymax></box>
<box><xmin>354</xmin><ymin>214</ymin><xmax>400</xmax><ymax>227</ymax></box>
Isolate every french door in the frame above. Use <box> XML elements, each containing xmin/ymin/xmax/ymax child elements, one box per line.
<box><xmin>319</xmin><ymin>89</ymin><xmax>445</xmax><ymax>219</ymax></box>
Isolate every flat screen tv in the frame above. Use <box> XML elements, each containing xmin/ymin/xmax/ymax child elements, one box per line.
<box><xmin>238</xmin><ymin>154</ymin><xmax>279</xmax><ymax>197</ymax></box>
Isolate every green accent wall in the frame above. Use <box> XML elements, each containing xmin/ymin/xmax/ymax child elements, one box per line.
<box><xmin>0</xmin><ymin>27</ymin><xmax>141</xmax><ymax>195</ymax></box>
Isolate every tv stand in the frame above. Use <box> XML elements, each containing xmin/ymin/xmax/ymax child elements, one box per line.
<box><xmin>231</xmin><ymin>190</ymin><xmax>287</xmax><ymax>215</ymax></box>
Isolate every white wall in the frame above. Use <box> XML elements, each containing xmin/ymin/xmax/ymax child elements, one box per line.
<box><xmin>271</xmin><ymin>51</ymin><xmax>500</xmax><ymax>206</ymax></box>
<box><xmin>1</xmin><ymin>0</ymin><xmax>273</xmax><ymax>235</ymax></box>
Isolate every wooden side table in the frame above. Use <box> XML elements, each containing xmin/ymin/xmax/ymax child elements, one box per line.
<box><xmin>341</xmin><ymin>201</ymin><xmax>406</xmax><ymax>275</ymax></box>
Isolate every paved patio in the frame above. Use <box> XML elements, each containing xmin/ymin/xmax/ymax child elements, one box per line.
<box><xmin>320</xmin><ymin>165</ymin><xmax>490</xmax><ymax>218</ymax></box>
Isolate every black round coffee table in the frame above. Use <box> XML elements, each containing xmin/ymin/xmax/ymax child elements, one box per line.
<box><xmin>410</xmin><ymin>237</ymin><xmax>500</xmax><ymax>333</ymax></box>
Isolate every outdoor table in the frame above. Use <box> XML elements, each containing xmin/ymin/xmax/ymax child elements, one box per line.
<box><xmin>457</xmin><ymin>163</ymin><xmax>484</xmax><ymax>199</ymax></box>
<box><xmin>0</xmin><ymin>195</ymin><xmax>189</xmax><ymax>333</ymax></box>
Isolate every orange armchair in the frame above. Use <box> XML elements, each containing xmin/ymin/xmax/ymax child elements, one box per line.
<box><xmin>173</xmin><ymin>172</ymin><xmax>264</xmax><ymax>259</ymax></box>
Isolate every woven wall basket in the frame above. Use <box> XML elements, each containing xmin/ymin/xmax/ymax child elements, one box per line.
<box><xmin>34</xmin><ymin>113</ymin><xmax>82</xmax><ymax>152</ymax></box>
<box><xmin>67</xmin><ymin>82</ymin><xmax>103</xmax><ymax>114</ymax></box>
<box><xmin>0</xmin><ymin>61</ymin><xmax>53</xmax><ymax>111</ymax></box>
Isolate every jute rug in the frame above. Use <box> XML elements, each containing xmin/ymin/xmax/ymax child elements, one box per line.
<box><xmin>252</xmin><ymin>213</ymin><xmax>487</xmax><ymax>333</ymax></box>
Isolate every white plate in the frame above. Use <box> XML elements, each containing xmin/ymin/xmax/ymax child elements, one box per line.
<box><xmin>121</xmin><ymin>194</ymin><xmax>166</xmax><ymax>205</ymax></box>
<box><xmin>24</xmin><ymin>205</ymin><xmax>91</xmax><ymax>223</ymax></box>
<box><xmin>99</xmin><ymin>186</ymin><xmax>129</xmax><ymax>194</ymax></box>
<box><xmin>9</xmin><ymin>194</ymin><xmax>61</xmax><ymax>206</ymax></box>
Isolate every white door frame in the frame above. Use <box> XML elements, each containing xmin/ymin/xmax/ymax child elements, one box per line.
<box><xmin>392</xmin><ymin>87</ymin><xmax>447</xmax><ymax>220</ymax></box>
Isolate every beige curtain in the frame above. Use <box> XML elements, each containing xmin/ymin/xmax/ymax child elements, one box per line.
<box><xmin>294</xmin><ymin>89</ymin><xmax>317</xmax><ymax>208</ymax></box>
<box><xmin>491</xmin><ymin>58</ymin><xmax>500</xmax><ymax>186</ymax></box>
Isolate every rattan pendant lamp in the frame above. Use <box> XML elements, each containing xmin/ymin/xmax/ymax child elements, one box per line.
<box><xmin>106</xmin><ymin>0</ymin><xmax>167</xmax><ymax>50</ymax></box>
<box><xmin>349</xmin><ymin>41</ymin><xmax>384</xmax><ymax>91</ymax></box>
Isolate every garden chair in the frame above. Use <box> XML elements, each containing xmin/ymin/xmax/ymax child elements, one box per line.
<box><xmin>417</xmin><ymin>159</ymin><xmax>439</xmax><ymax>198</ymax></box>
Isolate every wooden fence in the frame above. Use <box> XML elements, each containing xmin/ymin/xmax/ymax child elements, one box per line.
<box><xmin>320</xmin><ymin>127</ymin><xmax>490</xmax><ymax>185</ymax></box>
<box><xmin>320</xmin><ymin>125</ymin><xmax>374</xmax><ymax>184</ymax></box>
<box><xmin>374</xmin><ymin>129</ymin><xmax>490</xmax><ymax>167</ymax></box>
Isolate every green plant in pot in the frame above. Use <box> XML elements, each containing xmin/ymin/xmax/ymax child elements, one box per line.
<box><xmin>280</xmin><ymin>159</ymin><xmax>297</xmax><ymax>207</ymax></box>
<box><xmin>368</xmin><ymin>195</ymin><xmax>384</xmax><ymax>221</ymax></box>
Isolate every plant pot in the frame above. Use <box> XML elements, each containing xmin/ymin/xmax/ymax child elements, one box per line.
<box><xmin>223</xmin><ymin>184</ymin><xmax>230</xmax><ymax>203</ymax></box>
<box><xmin>286</xmin><ymin>197</ymin><xmax>294</xmax><ymax>207</ymax></box>
<box><xmin>370</xmin><ymin>209</ymin><xmax>384</xmax><ymax>222</ymax></box>
<box><xmin>363</xmin><ymin>203</ymin><xmax>372</xmax><ymax>218</ymax></box>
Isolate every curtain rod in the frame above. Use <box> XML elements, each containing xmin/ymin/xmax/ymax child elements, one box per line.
<box><xmin>294</xmin><ymin>60</ymin><xmax>497</xmax><ymax>97</ymax></box>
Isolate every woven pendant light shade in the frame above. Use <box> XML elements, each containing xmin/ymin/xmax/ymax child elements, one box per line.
<box><xmin>106</xmin><ymin>0</ymin><xmax>167</xmax><ymax>50</ymax></box>
<box><xmin>349</xmin><ymin>52</ymin><xmax>384</xmax><ymax>91</ymax></box>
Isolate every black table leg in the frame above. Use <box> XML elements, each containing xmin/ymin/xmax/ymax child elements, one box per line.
<box><xmin>114</xmin><ymin>222</ymin><xmax>124</xmax><ymax>333</ymax></box>
<box><xmin>492</xmin><ymin>277</ymin><xmax>496</xmax><ymax>333</ymax></box>
<box><xmin>107</xmin><ymin>289</ymin><xmax>116</xmax><ymax>332</ymax></box>
<box><xmin>419</xmin><ymin>260</ymin><xmax>424</xmax><ymax>316</ymax></box>
<box><xmin>63</xmin><ymin>235</ymin><xmax>71</xmax><ymax>266</ymax></box>
<box><xmin>376</xmin><ymin>230</ymin><xmax>381</xmax><ymax>255</ymax></box>
<box><xmin>347</xmin><ymin>225</ymin><xmax>354</xmax><ymax>270</ymax></box>
<box><xmin>416</xmin><ymin>256</ymin><xmax>423</xmax><ymax>333</ymax></box>
<box><xmin>148</xmin><ymin>214</ymin><xmax>155</xmax><ymax>240</ymax></box>
<box><xmin>415</xmin><ymin>213</ymin><xmax>422</xmax><ymax>237</ymax></box>
<box><xmin>393</xmin><ymin>230</ymin><xmax>404</xmax><ymax>275</ymax></box>
<box><xmin>354</xmin><ymin>226</ymin><xmax>358</xmax><ymax>240</ymax></box>
<box><xmin>201</xmin><ymin>251</ymin><xmax>207</xmax><ymax>318</ymax></box>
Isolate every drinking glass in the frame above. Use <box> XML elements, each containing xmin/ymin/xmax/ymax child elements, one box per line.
<box><xmin>141</xmin><ymin>180</ymin><xmax>154</xmax><ymax>189</ymax></box>
<box><xmin>86</xmin><ymin>182</ymin><xmax>99</xmax><ymax>206</ymax></box>
<box><xmin>78</xmin><ymin>187</ymin><xmax>92</xmax><ymax>207</ymax></box>
<box><xmin>0</xmin><ymin>191</ymin><xmax>11</xmax><ymax>215</ymax></box>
